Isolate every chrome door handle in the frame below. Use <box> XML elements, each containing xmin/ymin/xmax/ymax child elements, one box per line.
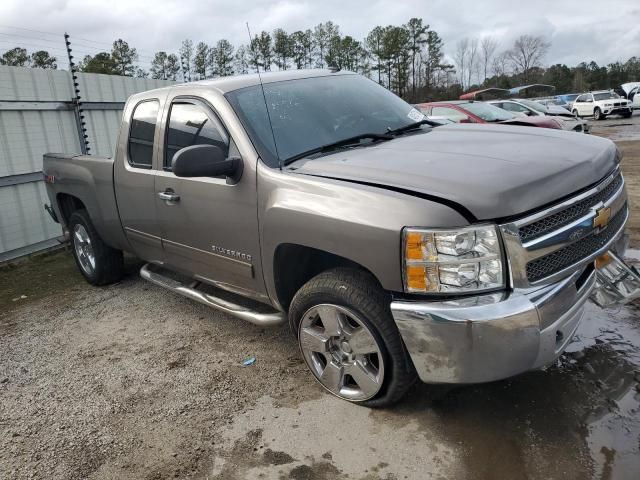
<box><xmin>158</xmin><ymin>191</ymin><xmax>180</xmax><ymax>202</ymax></box>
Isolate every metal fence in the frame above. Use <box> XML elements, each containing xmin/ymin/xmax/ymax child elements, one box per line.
<box><xmin>0</xmin><ymin>65</ymin><xmax>174</xmax><ymax>262</ymax></box>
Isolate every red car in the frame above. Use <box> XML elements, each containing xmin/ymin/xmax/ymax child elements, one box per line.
<box><xmin>416</xmin><ymin>101</ymin><xmax>564</xmax><ymax>130</ymax></box>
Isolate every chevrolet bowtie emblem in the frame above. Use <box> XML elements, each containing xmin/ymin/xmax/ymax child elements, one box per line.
<box><xmin>593</xmin><ymin>206</ymin><xmax>611</xmax><ymax>229</ymax></box>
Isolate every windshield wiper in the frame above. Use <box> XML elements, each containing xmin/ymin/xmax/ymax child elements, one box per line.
<box><xmin>386</xmin><ymin>118</ymin><xmax>439</xmax><ymax>136</ymax></box>
<box><xmin>283</xmin><ymin>133</ymin><xmax>393</xmax><ymax>165</ymax></box>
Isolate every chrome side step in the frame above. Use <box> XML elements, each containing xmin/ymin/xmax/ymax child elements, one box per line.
<box><xmin>140</xmin><ymin>264</ymin><xmax>285</xmax><ymax>326</ymax></box>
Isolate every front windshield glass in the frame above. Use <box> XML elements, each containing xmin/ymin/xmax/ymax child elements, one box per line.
<box><xmin>519</xmin><ymin>99</ymin><xmax>548</xmax><ymax>113</ymax></box>
<box><xmin>226</xmin><ymin>74</ymin><xmax>424</xmax><ymax>166</ymax></box>
<box><xmin>594</xmin><ymin>92</ymin><xmax>620</xmax><ymax>101</ymax></box>
<box><xmin>462</xmin><ymin>102</ymin><xmax>515</xmax><ymax>122</ymax></box>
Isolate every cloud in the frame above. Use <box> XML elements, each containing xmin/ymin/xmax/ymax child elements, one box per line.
<box><xmin>0</xmin><ymin>0</ymin><xmax>637</xmax><ymax>69</ymax></box>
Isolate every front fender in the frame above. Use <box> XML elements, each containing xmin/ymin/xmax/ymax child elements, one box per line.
<box><xmin>257</xmin><ymin>163</ymin><xmax>469</xmax><ymax>304</ymax></box>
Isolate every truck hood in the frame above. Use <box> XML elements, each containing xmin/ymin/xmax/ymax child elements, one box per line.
<box><xmin>289</xmin><ymin>124</ymin><xmax>618</xmax><ymax>220</ymax></box>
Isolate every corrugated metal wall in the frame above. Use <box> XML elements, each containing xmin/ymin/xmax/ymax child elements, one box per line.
<box><xmin>0</xmin><ymin>66</ymin><xmax>174</xmax><ymax>261</ymax></box>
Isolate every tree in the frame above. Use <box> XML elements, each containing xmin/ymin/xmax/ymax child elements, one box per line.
<box><xmin>467</xmin><ymin>38</ymin><xmax>479</xmax><ymax>88</ymax></box>
<box><xmin>290</xmin><ymin>31</ymin><xmax>308</xmax><ymax>70</ymax></box>
<box><xmin>79</xmin><ymin>52</ymin><xmax>119</xmax><ymax>75</ymax></box>
<box><xmin>179</xmin><ymin>39</ymin><xmax>194</xmax><ymax>81</ymax></box>
<box><xmin>421</xmin><ymin>30</ymin><xmax>445</xmax><ymax>90</ymax></box>
<box><xmin>542</xmin><ymin>64</ymin><xmax>573</xmax><ymax>93</ymax></box>
<box><xmin>405</xmin><ymin>18</ymin><xmax>428</xmax><ymax>96</ymax></box>
<box><xmin>1</xmin><ymin>47</ymin><xmax>29</xmax><ymax>66</ymax></box>
<box><xmin>480</xmin><ymin>36</ymin><xmax>498</xmax><ymax>84</ymax></box>
<box><xmin>193</xmin><ymin>42</ymin><xmax>209</xmax><ymax>79</ymax></box>
<box><xmin>365</xmin><ymin>26</ymin><xmax>385</xmax><ymax>84</ymax></box>
<box><xmin>150</xmin><ymin>51</ymin><xmax>180</xmax><ymax>80</ymax></box>
<box><xmin>111</xmin><ymin>39</ymin><xmax>138</xmax><ymax>76</ymax></box>
<box><xmin>507</xmin><ymin>34</ymin><xmax>551</xmax><ymax>83</ymax></box>
<box><xmin>234</xmin><ymin>45</ymin><xmax>250</xmax><ymax>74</ymax></box>
<box><xmin>313</xmin><ymin>22</ymin><xmax>340</xmax><ymax>68</ymax></box>
<box><xmin>250</xmin><ymin>31</ymin><xmax>272</xmax><ymax>71</ymax></box>
<box><xmin>454</xmin><ymin>38</ymin><xmax>469</xmax><ymax>89</ymax></box>
<box><xmin>135</xmin><ymin>67</ymin><xmax>149</xmax><ymax>78</ymax></box>
<box><xmin>30</xmin><ymin>50</ymin><xmax>57</xmax><ymax>69</ymax></box>
<box><xmin>210</xmin><ymin>39</ymin><xmax>234</xmax><ymax>77</ymax></box>
<box><xmin>272</xmin><ymin>29</ymin><xmax>292</xmax><ymax>70</ymax></box>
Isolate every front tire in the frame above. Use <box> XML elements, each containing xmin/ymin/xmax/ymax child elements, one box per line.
<box><xmin>289</xmin><ymin>268</ymin><xmax>417</xmax><ymax>407</ymax></box>
<box><xmin>594</xmin><ymin>107</ymin><xmax>605</xmax><ymax>120</ymax></box>
<box><xmin>622</xmin><ymin>111</ymin><xmax>633</xmax><ymax>118</ymax></box>
<box><xmin>68</xmin><ymin>209</ymin><xmax>124</xmax><ymax>285</ymax></box>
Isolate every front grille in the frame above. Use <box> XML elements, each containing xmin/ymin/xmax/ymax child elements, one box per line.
<box><xmin>519</xmin><ymin>172</ymin><xmax>622</xmax><ymax>243</ymax></box>
<box><xmin>526</xmin><ymin>203</ymin><xmax>627</xmax><ymax>283</ymax></box>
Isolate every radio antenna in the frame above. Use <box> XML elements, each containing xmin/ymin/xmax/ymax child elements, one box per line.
<box><xmin>246</xmin><ymin>22</ymin><xmax>282</xmax><ymax>170</ymax></box>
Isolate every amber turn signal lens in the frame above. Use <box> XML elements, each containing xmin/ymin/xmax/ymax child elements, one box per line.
<box><xmin>405</xmin><ymin>231</ymin><xmax>424</xmax><ymax>260</ymax></box>
<box><xmin>595</xmin><ymin>253</ymin><xmax>612</xmax><ymax>269</ymax></box>
<box><xmin>406</xmin><ymin>265</ymin><xmax>427</xmax><ymax>290</ymax></box>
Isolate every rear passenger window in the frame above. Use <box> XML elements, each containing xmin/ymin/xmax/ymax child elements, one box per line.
<box><xmin>128</xmin><ymin>100</ymin><xmax>159</xmax><ymax>168</ymax></box>
<box><xmin>164</xmin><ymin>102</ymin><xmax>229</xmax><ymax>170</ymax></box>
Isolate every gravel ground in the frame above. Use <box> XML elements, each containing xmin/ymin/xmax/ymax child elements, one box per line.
<box><xmin>1</xmin><ymin>116</ymin><xmax>639</xmax><ymax>480</ymax></box>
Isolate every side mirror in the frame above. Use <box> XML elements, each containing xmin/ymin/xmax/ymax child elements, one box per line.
<box><xmin>172</xmin><ymin>144</ymin><xmax>243</xmax><ymax>183</ymax></box>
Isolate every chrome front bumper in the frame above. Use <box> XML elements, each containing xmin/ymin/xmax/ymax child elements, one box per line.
<box><xmin>392</xmin><ymin>266</ymin><xmax>596</xmax><ymax>384</ymax></box>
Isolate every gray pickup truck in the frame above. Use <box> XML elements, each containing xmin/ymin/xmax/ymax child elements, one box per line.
<box><xmin>43</xmin><ymin>70</ymin><xmax>640</xmax><ymax>406</ymax></box>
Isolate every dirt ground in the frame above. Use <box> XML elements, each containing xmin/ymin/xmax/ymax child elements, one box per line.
<box><xmin>1</xmin><ymin>115</ymin><xmax>640</xmax><ymax>480</ymax></box>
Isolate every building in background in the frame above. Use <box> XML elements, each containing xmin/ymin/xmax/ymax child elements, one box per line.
<box><xmin>0</xmin><ymin>66</ymin><xmax>174</xmax><ymax>261</ymax></box>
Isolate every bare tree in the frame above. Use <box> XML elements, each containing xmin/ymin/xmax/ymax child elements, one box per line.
<box><xmin>480</xmin><ymin>36</ymin><xmax>498</xmax><ymax>83</ymax></box>
<box><xmin>506</xmin><ymin>34</ymin><xmax>551</xmax><ymax>83</ymax></box>
<box><xmin>454</xmin><ymin>38</ymin><xmax>469</xmax><ymax>89</ymax></box>
<box><xmin>467</xmin><ymin>37</ymin><xmax>479</xmax><ymax>88</ymax></box>
<box><xmin>491</xmin><ymin>51</ymin><xmax>510</xmax><ymax>78</ymax></box>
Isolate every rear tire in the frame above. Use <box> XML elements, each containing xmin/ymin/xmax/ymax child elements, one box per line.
<box><xmin>68</xmin><ymin>209</ymin><xmax>124</xmax><ymax>285</ymax></box>
<box><xmin>289</xmin><ymin>268</ymin><xmax>417</xmax><ymax>407</ymax></box>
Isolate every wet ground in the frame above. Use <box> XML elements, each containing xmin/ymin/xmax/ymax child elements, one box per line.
<box><xmin>1</xmin><ymin>117</ymin><xmax>639</xmax><ymax>479</ymax></box>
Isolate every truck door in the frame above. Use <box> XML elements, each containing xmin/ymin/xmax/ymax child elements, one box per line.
<box><xmin>155</xmin><ymin>96</ymin><xmax>265</xmax><ymax>298</ymax></box>
<box><xmin>114</xmin><ymin>98</ymin><xmax>164</xmax><ymax>262</ymax></box>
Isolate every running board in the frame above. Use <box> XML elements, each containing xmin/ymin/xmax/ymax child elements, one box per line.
<box><xmin>140</xmin><ymin>263</ymin><xmax>285</xmax><ymax>326</ymax></box>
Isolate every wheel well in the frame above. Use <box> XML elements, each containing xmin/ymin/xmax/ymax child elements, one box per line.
<box><xmin>273</xmin><ymin>244</ymin><xmax>380</xmax><ymax>310</ymax></box>
<box><xmin>56</xmin><ymin>193</ymin><xmax>86</xmax><ymax>225</ymax></box>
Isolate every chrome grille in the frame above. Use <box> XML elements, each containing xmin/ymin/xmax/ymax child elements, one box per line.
<box><xmin>519</xmin><ymin>172</ymin><xmax>623</xmax><ymax>243</ymax></box>
<box><xmin>526</xmin><ymin>203</ymin><xmax>627</xmax><ymax>283</ymax></box>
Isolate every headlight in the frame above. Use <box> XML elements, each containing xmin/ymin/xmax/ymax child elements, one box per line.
<box><xmin>403</xmin><ymin>225</ymin><xmax>505</xmax><ymax>293</ymax></box>
<box><xmin>604</xmin><ymin>103</ymin><xmax>613</xmax><ymax>107</ymax></box>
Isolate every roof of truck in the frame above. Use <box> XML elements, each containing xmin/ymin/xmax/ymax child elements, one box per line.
<box><xmin>177</xmin><ymin>69</ymin><xmax>355</xmax><ymax>94</ymax></box>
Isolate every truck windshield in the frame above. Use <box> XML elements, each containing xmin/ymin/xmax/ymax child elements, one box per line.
<box><xmin>226</xmin><ymin>74</ymin><xmax>425</xmax><ymax>167</ymax></box>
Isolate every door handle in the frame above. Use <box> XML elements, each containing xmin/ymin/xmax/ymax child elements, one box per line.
<box><xmin>158</xmin><ymin>191</ymin><xmax>180</xmax><ymax>203</ymax></box>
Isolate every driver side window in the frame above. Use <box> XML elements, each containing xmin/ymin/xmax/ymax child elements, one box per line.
<box><xmin>164</xmin><ymin>101</ymin><xmax>229</xmax><ymax>170</ymax></box>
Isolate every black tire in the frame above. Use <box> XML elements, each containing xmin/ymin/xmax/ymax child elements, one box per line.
<box><xmin>289</xmin><ymin>267</ymin><xmax>417</xmax><ymax>407</ymax></box>
<box><xmin>622</xmin><ymin>111</ymin><xmax>633</xmax><ymax>118</ymax></box>
<box><xmin>68</xmin><ymin>209</ymin><xmax>123</xmax><ymax>285</ymax></box>
<box><xmin>594</xmin><ymin>107</ymin><xmax>604</xmax><ymax>120</ymax></box>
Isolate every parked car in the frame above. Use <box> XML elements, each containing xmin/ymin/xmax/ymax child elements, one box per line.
<box><xmin>42</xmin><ymin>70</ymin><xmax>639</xmax><ymax>406</ymax></box>
<box><xmin>615</xmin><ymin>82</ymin><xmax>640</xmax><ymax>109</ymax></box>
<box><xmin>487</xmin><ymin>99</ymin><xmax>590</xmax><ymax>133</ymax></box>
<box><xmin>416</xmin><ymin>100</ymin><xmax>565</xmax><ymax>130</ymax></box>
<box><xmin>572</xmin><ymin>91</ymin><xmax>633</xmax><ymax>120</ymax></box>
<box><xmin>555</xmin><ymin>93</ymin><xmax>581</xmax><ymax>110</ymax></box>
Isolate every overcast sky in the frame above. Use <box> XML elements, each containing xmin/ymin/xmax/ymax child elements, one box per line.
<box><xmin>0</xmin><ymin>0</ymin><xmax>638</xmax><ymax>69</ymax></box>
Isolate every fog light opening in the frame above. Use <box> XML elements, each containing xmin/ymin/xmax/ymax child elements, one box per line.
<box><xmin>555</xmin><ymin>330</ymin><xmax>564</xmax><ymax>346</ymax></box>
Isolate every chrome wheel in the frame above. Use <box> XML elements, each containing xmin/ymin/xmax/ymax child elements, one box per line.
<box><xmin>298</xmin><ymin>304</ymin><xmax>385</xmax><ymax>401</ymax></box>
<box><xmin>73</xmin><ymin>224</ymin><xmax>96</xmax><ymax>276</ymax></box>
